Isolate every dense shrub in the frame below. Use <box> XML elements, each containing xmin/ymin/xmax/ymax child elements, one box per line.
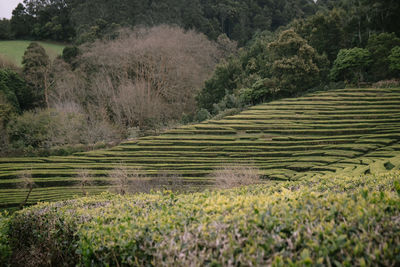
<box><xmin>268</xmin><ymin>29</ymin><xmax>327</xmax><ymax>96</ymax></box>
<box><xmin>389</xmin><ymin>46</ymin><xmax>400</xmax><ymax>76</ymax></box>
<box><xmin>0</xmin><ymin>69</ymin><xmax>31</xmax><ymax>112</ymax></box>
<box><xmin>366</xmin><ymin>33</ymin><xmax>400</xmax><ymax>81</ymax></box>
<box><xmin>5</xmin><ymin>108</ymin><xmax>119</xmax><ymax>156</ymax></box>
<box><xmin>22</xmin><ymin>42</ymin><xmax>50</xmax><ymax>108</ymax></box>
<box><xmin>197</xmin><ymin>29</ymin><xmax>327</xmax><ymax>114</ymax></box>
<box><xmin>330</xmin><ymin>48</ymin><xmax>372</xmax><ymax>84</ymax></box>
<box><xmin>5</xmin><ymin>171</ymin><xmax>400</xmax><ymax>266</ymax></box>
<box><xmin>0</xmin><ymin>212</ymin><xmax>11</xmax><ymax>264</ymax></box>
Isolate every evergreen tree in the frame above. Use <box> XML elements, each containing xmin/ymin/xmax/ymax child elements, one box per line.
<box><xmin>22</xmin><ymin>43</ymin><xmax>51</xmax><ymax>108</ymax></box>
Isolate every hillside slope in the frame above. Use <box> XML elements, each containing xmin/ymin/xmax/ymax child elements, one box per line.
<box><xmin>1</xmin><ymin>87</ymin><xmax>400</xmax><ymax>208</ymax></box>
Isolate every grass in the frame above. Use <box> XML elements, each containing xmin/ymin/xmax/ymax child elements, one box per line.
<box><xmin>0</xmin><ymin>40</ymin><xmax>65</xmax><ymax>66</ymax></box>
<box><xmin>1</xmin><ymin>87</ymin><xmax>400</xmax><ymax>208</ymax></box>
<box><xmin>1</xmin><ymin>170</ymin><xmax>399</xmax><ymax>266</ymax></box>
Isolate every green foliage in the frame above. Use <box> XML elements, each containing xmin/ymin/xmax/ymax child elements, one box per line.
<box><xmin>366</xmin><ymin>32</ymin><xmax>400</xmax><ymax>81</ymax></box>
<box><xmin>12</xmin><ymin>0</ymin><xmax>319</xmax><ymax>44</ymax></box>
<box><xmin>0</xmin><ymin>69</ymin><xmax>32</xmax><ymax>112</ymax></box>
<box><xmin>0</xmin><ymin>19</ymin><xmax>13</xmax><ymax>40</ymax></box>
<box><xmin>75</xmin><ymin>19</ymin><xmax>121</xmax><ymax>44</ymax></box>
<box><xmin>293</xmin><ymin>8</ymin><xmax>347</xmax><ymax>63</ymax></box>
<box><xmin>197</xmin><ymin>32</ymin><xmax>275</xmax><ymax>112</ymax></box>
<box><xmin>6</xmin><ymin>110</ymin><xmax>56</xmax><ymax>151</ymax></box>
<box><xmin>22</xmin><ymin>42</ymin><xmax>50</xmax><ymax>108</ymax></box>
<box><xmin>0</xmin><ymin>92</ymin><xmax>15</xmax><ymax>127</ymax></box>
<box><xmin>268</xmin><ymin>29</ymin><xmax>326</xmax><ymax>96</ymax></box>
<box><xmin>5</xmin><ymin>171</ymin><xmax>400</xmax><ymax>266</ymax></box>
<box><xmin>10</xmin><ymin>4</ymin><xmax>33</xmax><ymax>39</ymax></box>
<box><xmin>198</xmin><ymin>29</ymin><xmax>326</xmax><ymax>114</ymax></box>
<box><xmin>195</xmin><ymin>108</ymin><xmax>211</xmax><ymax>122</ymax></box>
<box><xmin>61</xmin><ymin>46</ymin><xmax>79</xmax><ymax>66</ymax></box>
<box><xmin>389</xmin><ymin>46</ymin><xmax>400</xmax><ymax>76</ymax></box>
<box><xmin>21</xmin><ymin>0</ymin><xmax>75</xmax><ymax>41</ymax></box>
<box><xmin>330</xmin><ymin>48</ymin><xmax>372</xmax><ymax>84</ymax></box>
<box><xmin>5</xmin><ymin>109</ymin><xmax>87</xmax><ymax>154</ymax></box>
<box><xmin>196</xmin><ymin>58</ymin><xmax>243</xmax><ymax>112</ymax></box>
<box><xmin>0</xmin><ymin>211</ymin><xmax>11</xmax><ymax>264</ymax></box>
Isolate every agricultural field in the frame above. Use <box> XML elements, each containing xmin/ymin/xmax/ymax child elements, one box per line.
<box><xmin>1</xmin><ymin>87</ymin><xmax>400</xmax><ymax>209</ymax></box>
<box><xmin>0</xmin><ymin>40</ymin><xmax>65</xmax><ymax>66</ymax></box>
<box><xmin>3</xmin><ymin>169</ymin><xmax>400</xmax><ymax>266</ymax></box>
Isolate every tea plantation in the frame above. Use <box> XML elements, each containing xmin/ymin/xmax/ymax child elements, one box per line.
<box><xmin>2</xmin><ymin>169</ymin><xmax>400</xmax><ymax>266</ymax></box>
<box><xmin>1</xmin><ymin>87</ymin><xmax>400</xmax><ymax>208</ymax></box>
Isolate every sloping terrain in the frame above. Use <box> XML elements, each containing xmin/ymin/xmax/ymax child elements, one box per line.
<box><xmin>0</xmin><ymin>40</ymin><xmax>65</xmax><ymax>66</ymax></box>
<box><xmin>1</xmin><ymin>87</ymin><xmax>400</xmax><ymax>208</ymax></box>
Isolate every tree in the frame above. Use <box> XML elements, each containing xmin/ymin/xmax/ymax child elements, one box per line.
<box><xmin>389</xmin><ymin>46</ymin><xmax>400</xmax><ymax>77</ymax></box>
<box><xmin>366</xmin><ymin>33</ymin><xmax>400</xmax><ymax>81</ymax></box>
<box><xmin>22</xmin><ymin>0</ymin><xmax>75</xmax><ymax>41</ymax></box>
<box><xmin>268</xmin><ymin>29</ymin><xmax>326</xmax><ymax>96</ymax></box>
<box><xmin>51</xmin><ymin>26</ymin><xmax>224</xmax><ymax>132</ymax></box>
<box><xmin>10</xmin><ymin>4</ymin><xmax>33</xmax><ymax>39</ymax></box>
<box><xmin>196</xmin><ymin>58</ymin><xmax>242</xmax><ymax>112</ymax></box>
<box><xmin>0</xmin><ymin>69</ymin><xmax>32</xmax><ymax>112</ymax></box>
<box><xmin>0</xmin><ymin>19</ymin><xmax>13</xmax><ymax>40</ymax></box>
<box><xmin>197</xmin><ymin>32</ymin><xmax>273</xmax><ymax>112</ymax></box>
<box><xmin>293</xmin><ymin>8</ymin><xmax>347</xmax><ymax>63</ymax></box>
<box><xmin>330</xmin><ymin>47</ymin><xmax>372</xmax><ymax>84</ymax></box>
<box><xmin>22</xmin><ymin>43</ymin><xmax>51</xmax><ymax>108</ymax></box>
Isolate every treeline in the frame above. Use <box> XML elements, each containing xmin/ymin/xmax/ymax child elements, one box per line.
<box><xmin>197</xmin><ymin>0</ymin><xmax>400</xmax><ymax>114</ymax></box>
<box><xmin>1</xmin><ymin>0</ymin><xmax>319</xmax><ymax>45</ymax></box>
<box><xmin>2</xmin><ymin>0</ymin><xmax>398</xmax><ymax>47</ymax></box>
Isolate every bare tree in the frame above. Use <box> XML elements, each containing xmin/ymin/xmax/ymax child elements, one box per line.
<box><xmin>108</xmin><ymin>164</ymin><xmax>144</xmax><ymax>195</ymax></box>
<box><xmin>211</xmin><ymin>164</ymin><xmax>261</xmax><ymax>189</ymax></box>
<box><xmin>76</xmin><ymin>169</ymin><xmax>94</xmax><ymax>196</ymax></box>
<box><xmin>49</xmin><ymin>25</ymin><xmax>229</xmax><ymax>135</ymax></box>
<box><xmin>18</xmin><ymin>170</ymin><xmax>36</xmax><ymax>209</ymax></box>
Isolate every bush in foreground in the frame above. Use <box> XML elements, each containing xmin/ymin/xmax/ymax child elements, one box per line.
<box><xmin>3</xmin><ymin>171</ymin><xmax>400</xmax><ymax>266</ymax></box>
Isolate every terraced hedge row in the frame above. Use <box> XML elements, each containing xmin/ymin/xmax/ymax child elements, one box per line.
<box><xmin>1</xmin><ymin>87</ymin><xmax>400</xmax><ymax>208</ymax></box>
<box><xmin>2</xmin><ymin>171</ymin><xmax>400</xmax><ymax>266</ymax></box>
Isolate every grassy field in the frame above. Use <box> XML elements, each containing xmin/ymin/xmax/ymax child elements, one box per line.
<box><xmin>2</xmin><ymin>169</ymin><xmax>399</xmax><ymax>266</ymax></box>
<box><xmin>0</xmin><ymin>40</ymin><xmax>65</xmax><ymax>66</ymax></box>
<box><xmin>1</xmin><ymin>87</ymin><xmax>400</xmax><ymax>208</ymax></box>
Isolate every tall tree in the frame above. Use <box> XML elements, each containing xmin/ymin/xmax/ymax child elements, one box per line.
<box><xmin>293</xmin><ymin>8</ymin><xmax>347</xmax><ymax>63</ymax></box>
<box><xmin>22</xmin><ymin>42</ymin><xmax>51</xmax><ymax>108</ymax></box>
<box><xmin>10</xmin><ymin>4</ymin><xmax>33</xmax><ymax>39</ymax></box>
<box><xmin>0</xmin><ymin>19</ymin><xmax>13</xmax><ymax>40</ymax></box>
<box><xmin>268</xmin><ymin>29</ymin><xmax>326</xmax><ymax>95</ymax></box>
<box><xmin>330</xmin><ymin>47</ymin><xmax>372</xmax><ymax>84</ymax></box>
<box><xmin>366</xmin><ymin>33</ymin><xmax>400</xmax><ymax>81</ymax></box>
<box><xmin>389</xmin><ymin>46</ymin><xmax>400</xmax><ymax>77</ymax></box>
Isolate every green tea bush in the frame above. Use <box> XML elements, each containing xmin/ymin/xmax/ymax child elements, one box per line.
<box><xmin>6</xmin><ymin>171</ymin><xmax>400</xmax><ymax>266</ymax></box>
<box><xmin>0</xmin><ymin>212</ymin><xmax>11</xmax><ymax>264</ymax></box>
